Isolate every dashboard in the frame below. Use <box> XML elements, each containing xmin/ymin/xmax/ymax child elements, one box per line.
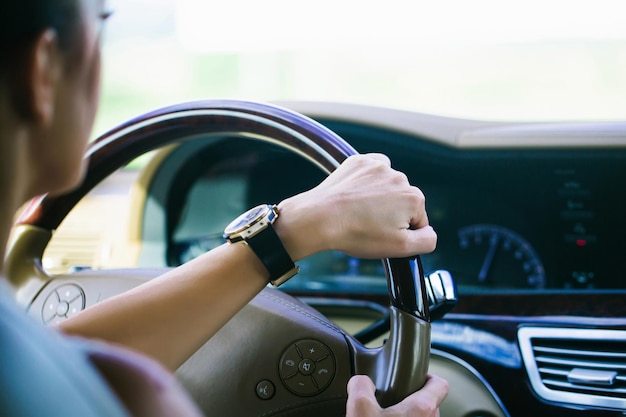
<box><xmin>141</xmin><ymin>111</ymin><xmax>626</xmax><ymax>295</ymax></box>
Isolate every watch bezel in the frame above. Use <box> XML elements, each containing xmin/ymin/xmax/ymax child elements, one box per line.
<box><xmin>223</xmin><ymin>204</ymin><xmax>298</xmax><ymax>286</ymax></box>
<box><xmin>223</xmin><ymin>204</ymin><xmax>277</xmax><ymax>243</ymax></box>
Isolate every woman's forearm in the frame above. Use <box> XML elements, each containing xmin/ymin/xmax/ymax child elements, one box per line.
<box><xmin>57</xmin><ymin>185</ymin><xmax>324</xmax><ymax>370</ymax></box>
<box><xmin>58</xmin><ymin>242</ymin><xmax>270</xmax><ymax>370</ymax></box>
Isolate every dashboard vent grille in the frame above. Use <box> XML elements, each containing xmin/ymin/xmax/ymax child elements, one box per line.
<box><xmin>43</xmin><ymin>229</ymin><xmax>100</xmax><ymax>274</ymax></box>
<box><xmin>518</xmin><ymin>327</ymin><xmax>626</xmax><ymax>411</ymax></box>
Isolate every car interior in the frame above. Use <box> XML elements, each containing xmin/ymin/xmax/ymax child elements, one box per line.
<box><xmin>5</xmin><ymin>99</ymin><xmax>626</xmax><ymax>416</ymax></box>
<box><xmin>5</xmin><ymin>0</ymin><xmax>626</xmax><ymax>415</ymax></box>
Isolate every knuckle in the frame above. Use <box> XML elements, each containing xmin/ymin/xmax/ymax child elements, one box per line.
<box><xmin>392</xmin><ymin>170</ymin><xmax>409</xmax><ymax>185</ymax></box>
<box><xmin>411</xmin><ymin>185</ymin><xmax>426</xmax><ymax>202</ymax></box>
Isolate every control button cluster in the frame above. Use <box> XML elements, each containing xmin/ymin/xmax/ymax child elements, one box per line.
<box><xmin>279</xmin><ymin>339</ymin><xmax>335</xmax><ymax>396</ymax></box>
<box><xmin>41</xmin><ymin>284</ymin><xmax>85</xmax><ymax>325</ymax></box>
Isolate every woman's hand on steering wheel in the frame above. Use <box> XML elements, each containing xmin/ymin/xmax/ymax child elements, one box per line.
<box><xmin>346</xmin><ymin>374</ymin><xmax>449</xmax><ymax>417</ymax></box>
<box><xmin>276</xmin><ymin>153</ymin><xmax>437</xmax><ymax>262</ymax></box>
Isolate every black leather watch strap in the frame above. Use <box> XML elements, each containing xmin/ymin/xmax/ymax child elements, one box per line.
<box><xmin>224</xmin><ymin>204</ymin><xmax>299</xmax><ymax>286</ymax></box>
<box><xmin>247</xmin><ymin>224</ymin><xmax>299</xmax><ymax>286</ymax></box>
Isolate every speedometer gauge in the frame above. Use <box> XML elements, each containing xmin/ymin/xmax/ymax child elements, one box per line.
<box><xmin>456</xmin><ymin>224</ymin><xmax>545</xmax><ymax>289</ymax></box>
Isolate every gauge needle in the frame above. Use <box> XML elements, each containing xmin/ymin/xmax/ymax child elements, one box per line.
<box><xmin>478</xmin><ymin>234</ymin><xmax>499</xmax><ymax>283</ymax></box>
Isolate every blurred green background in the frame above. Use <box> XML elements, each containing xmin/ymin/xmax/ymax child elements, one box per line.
<box><xmin>95</xmin><ymin>0</ymin><xmax>626</xmax><ymax>138</ymax></box>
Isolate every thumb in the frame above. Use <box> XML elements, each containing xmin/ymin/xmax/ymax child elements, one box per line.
<box><xmin>346</xmin><ymin>375</ymin><xmax>381</xmax><ymax>417</ymax></box>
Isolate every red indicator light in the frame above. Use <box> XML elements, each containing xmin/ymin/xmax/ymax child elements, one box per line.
<box><xmin>576</xmin><ymin>239</ymin><xmax>587</xmax><ymax>247</ymax></box>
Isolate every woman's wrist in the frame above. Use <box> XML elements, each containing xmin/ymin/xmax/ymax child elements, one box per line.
<box><xmin>274</xmin><ymin>193</ymin><xmax>330</xmax><ymax>262</ymax></box>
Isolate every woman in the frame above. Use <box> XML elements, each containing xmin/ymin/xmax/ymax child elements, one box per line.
<box><xmin>0</xmin><ymin>1</ymin><xmax>448</xmax><ymax>416</ymax></box>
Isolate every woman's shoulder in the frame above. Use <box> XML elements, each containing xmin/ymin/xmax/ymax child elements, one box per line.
<box><xmin>0</xmin><ymin>280</ymin><xmax>130</xmax><ymax>417</ymax></box>
<box><xmin>0</xmin><ymin>279</ymin><xmax>203</xmax><ymax>417</ymax></box>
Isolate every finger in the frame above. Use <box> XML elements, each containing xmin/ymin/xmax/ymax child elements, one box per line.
<box><xmin>347</xmin><ymin>374</ymin><xmax>377</xmax><ymax>397</ymax></box>
<box><xmin>346</xmin><ymin>375</ymin><xmax>381</xmax><ymax>417</ymax></box>
<box><xmin>401</xmin><ymin>226</ymin><xmax>438</xmax><ymax>255</ymax></box>
<box><xmin>410</xmin><ymin>208</ymin><xmax>429</xmax><ymax>231</ymax></box>
<box><xmin>407</xmin><ymin>185</ymin><xmax>428</xmax><ymax>229</ymax></box>
<box><xmin>403</xmin><ymin>374</ymin><xmax>449</xmax><ymax>411</ymax></box>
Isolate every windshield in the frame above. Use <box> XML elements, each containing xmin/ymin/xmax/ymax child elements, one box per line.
<box><xmin>97</xmin><ymin>0</ymin><xmax>626</xmax><ymax>135</ymax></box>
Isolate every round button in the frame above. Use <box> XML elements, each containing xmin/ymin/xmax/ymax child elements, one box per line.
<box><xmin>255</xmin><ymin>380</ymin><xmax>275</xmax><ymax>400</ymax></box>
<box><xmin>56</xmin><ymin>301</ymin><xmax>70</xmax><ymax>316</ymax></box>
<box><xmin>298</xmin><ymin>358</ymin><xmax>315</xmax><ymax>375</ymax></box>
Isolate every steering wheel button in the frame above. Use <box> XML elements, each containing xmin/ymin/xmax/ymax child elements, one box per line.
<box><xmin>315</xmin><ymin>355</ymin><xmax>335</xmax><ymax>368</ymax></box>
<box><xmin>56</xmin><ymin>301</ymin><xmax>70</xmax><ymax>317</ymax></box>
<box><xmin>255</xmin><ymin>380</ymin><xmax>275</xmax><ymax>400</ymax></box>
<box><xmin>42</xmin><ymin>291</ymin><xmax>62</xmax><ymax>323</ymax></box>
<box><xmin>67</xmin><ymin>297</ymin><xmax>84</xmax><ymax>317</ymax></box>
<box><xmin>312</xmin><ymin>356</ymin><xmax>335</xmax><ymax>388</ymax></box>
<box><xmin>284</xmin><ymin>373</ymin><xmax>317</xmax><ymax>396</ymax></box>
<box><xmin>42</xmin><ymin>295</ymin><xmax>60</xmax><ymax>323</ymax></box>
<box><xmin>279</xmin><ymin>346</ymin><xmax>301</xmax><ymax>379</ymax></box>
<box><xmin>295</xmin><ymin>340</ymin><xmax>330</xmax><ymax>361</ymax></box>
<box><xmin>60</xmin><ymin>285</ymin><xmax>82</xmax><ymax>302</ymax></box>
<box><xmin>298</xmin><ymin>358</ymin><xmax>315</xmax><ymax>375</ymax></box>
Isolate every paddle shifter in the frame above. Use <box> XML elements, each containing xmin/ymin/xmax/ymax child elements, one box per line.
<box><xmin>349</xmin><ymin>256</ymin><xmax>457</xmax><ymax>407</ymax></box>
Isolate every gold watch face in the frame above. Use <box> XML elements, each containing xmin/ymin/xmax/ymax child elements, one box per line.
<box><xmin>224</xmin><ymin>204</ymin><xmax>270</xmax><ymax>235</ymax></box>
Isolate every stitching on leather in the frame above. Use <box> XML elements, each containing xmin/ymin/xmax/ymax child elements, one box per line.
<box><xmin>260</xmin><ymin>292</ymin><xmax>344</xmax><ymax>334</ymax></box>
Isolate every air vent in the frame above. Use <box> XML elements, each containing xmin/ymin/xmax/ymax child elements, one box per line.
<box><xmin>518</xmin><ymin>327</ymin><xmax>626</xmax><ymax>411</ymax></box>
<box><xmin>43</xmin><ymin>229</ymin><xmax>100</xmax><ymax>274</ymax></box>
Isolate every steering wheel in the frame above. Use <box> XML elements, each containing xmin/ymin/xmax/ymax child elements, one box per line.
<box><xmin>6</xmin><ymin>100</ymin><xmax>436</xmax><ymax>416</ymax></box>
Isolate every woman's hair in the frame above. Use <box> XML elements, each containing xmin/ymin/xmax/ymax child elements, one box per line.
<box><xmin>0</xmin><ymin>1</ymin><xmax>81</xmax><ymax>65</ymax></box>
<box><xmin>0</xmin><ymin>0</ymin><xmax>82</xmax><ymax>116</ymax></box>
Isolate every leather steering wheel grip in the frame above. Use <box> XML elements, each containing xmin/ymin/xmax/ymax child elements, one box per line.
<box><xmin>354</xmin><ymin>256</ymin><xmax>431</xmax><ymax>408</ymax></box>
<box><xmin>5</xmin><ymin>100</ymin><xmax>431</xmax><ymax>415</ymax></box>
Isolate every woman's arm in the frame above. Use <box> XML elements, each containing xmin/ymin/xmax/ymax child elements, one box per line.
<box><xmin>59</xmin><ymin>154</ymin><xmax>437</xmax><ymax>371</ymax></box>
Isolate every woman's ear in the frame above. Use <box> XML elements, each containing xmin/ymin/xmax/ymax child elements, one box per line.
<box><xmin>24</xmin><ymin>29</ymin><xmax>62</xmax><ymax>126</ymax></box>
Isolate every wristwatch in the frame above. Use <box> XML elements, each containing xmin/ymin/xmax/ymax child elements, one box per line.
<box><xmin>223</xmin><ymin>204</ymin><xmax>299</xmax><ymax>287</ymax></box>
